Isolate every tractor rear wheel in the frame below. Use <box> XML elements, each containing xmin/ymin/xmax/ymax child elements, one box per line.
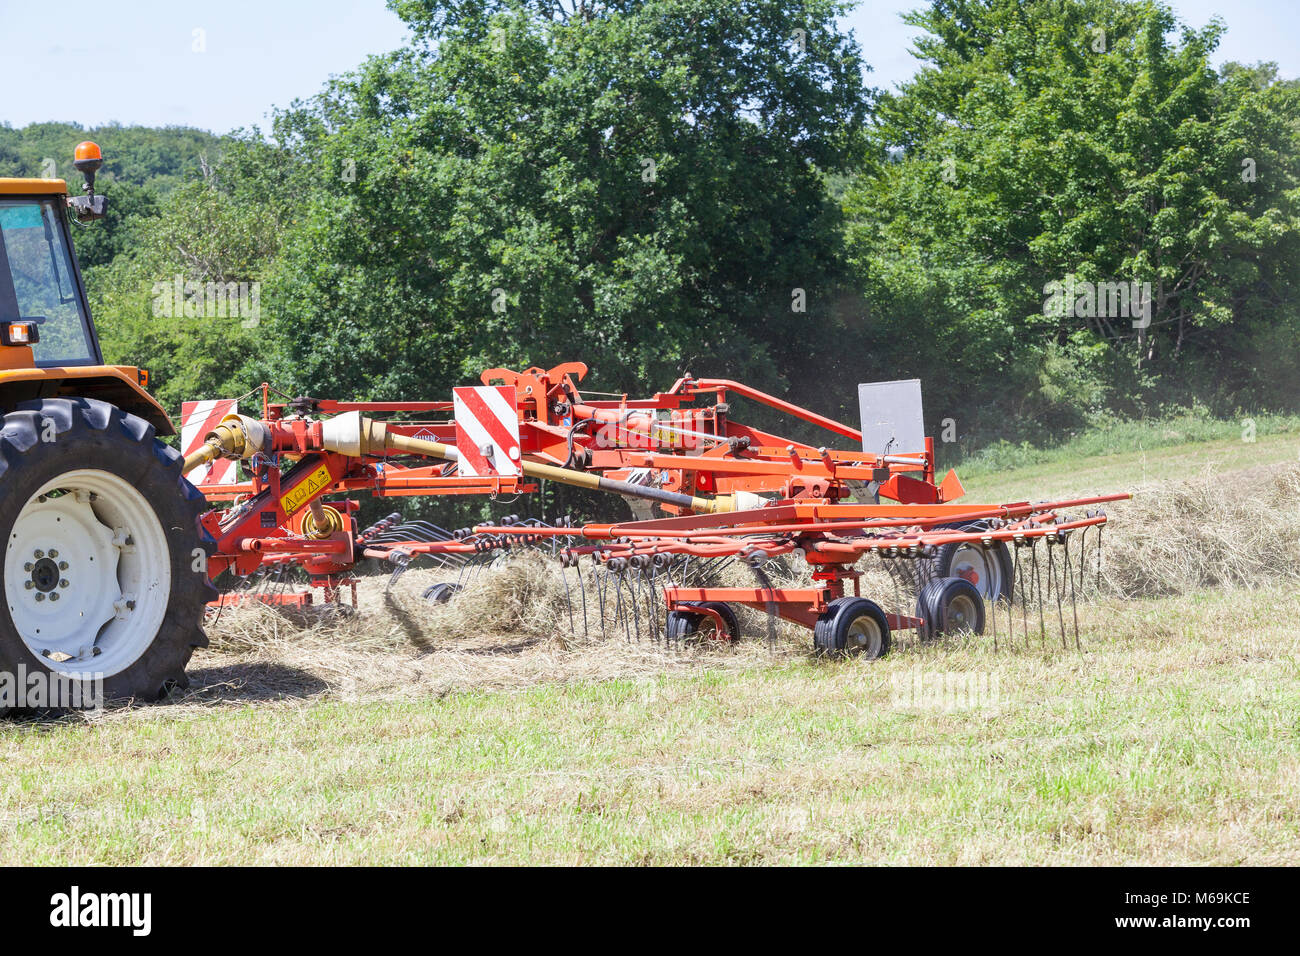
<box><xmin>0</xmin><ymin>399</ymin><xmax>214</xmax><ymax>704</ymax></box>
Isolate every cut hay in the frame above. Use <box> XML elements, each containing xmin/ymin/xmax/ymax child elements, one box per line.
<box><xmin>1100</xmin><ymin>463</ymin><xmax>1300</xmax><ymax>598</ymax></box>
<box><xmin>184</xmin><ymin>462</ymin><xmax>1300</xmax><ymax>707</ymax></box>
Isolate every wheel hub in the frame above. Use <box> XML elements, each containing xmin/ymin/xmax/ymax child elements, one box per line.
<box><xmin>30</xmin><ymin>556</ymin><xmax>60</xmax><ymax>592</ymax></box>
<box><xmin>948</xmin><ymin>594</ymin><xmax>978</xmax><ymax>630</ymax></box>
<box><xmin>846</xmin><ymin>616</ymin><xmax>882</xmax><ymax>655</ymax></box>
<box><xmin>951</xmin><ymin>545</ymin><xmax>1001</xmax><ymax>601</ymax></box>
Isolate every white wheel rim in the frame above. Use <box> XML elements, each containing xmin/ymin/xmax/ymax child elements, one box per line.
<box><xmin>5</xmin><ymin>469</ymin><xmax>171</xmax><ymax>678</ymax></box>
<box><xmin>950</xmin><ymin>545</ymin><xmax>1002</xmax><ymax>600</ymax></box>
<box><xmin>846</xmin><ymin>614</ymin><xmax>883</xmax><ymax>657</ymax></box>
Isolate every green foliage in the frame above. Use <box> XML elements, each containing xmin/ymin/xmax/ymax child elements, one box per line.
<box><xmin>0</xmin><ymin>122</ymin><xmax>225</xmax><ymax>272</ymax></box>
<box><xmin>86</xmin><ymin>138</ymin><xmax>294</xmax><ymax>411</ymax></box>
<box><xmin>843</xmin><ymin>0</ymin><xmax>1300</xmax><ymax>442</ymax></box>
<box><xmin>8</xmin><ymin>0</ymin><xmax>1300</xmax><ymax>465</ymax></box>
<box><xmin>262</xmin><ymin>0</ymin><xmax>870</xmax><ymax>405</ymax></box>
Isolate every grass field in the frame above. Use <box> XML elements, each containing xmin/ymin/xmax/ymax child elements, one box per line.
<box><xmin>2</xmin><ymin>424</ymin><xmax>1298</xmax><ymax>865</ymax></box>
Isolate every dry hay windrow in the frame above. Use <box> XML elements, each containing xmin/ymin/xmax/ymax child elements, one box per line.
<box><xmin>1100</xmin><ymin>463</ymin><xmax>1300</xmax><ymax>597</ymax></box>
<box><xmin>184</xmin><ymin>463</ymin><xmax>1300</xmax><ymax>706</ymax></box>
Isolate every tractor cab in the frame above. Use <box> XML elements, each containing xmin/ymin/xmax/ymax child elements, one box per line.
<box><xmin>0</xmin><ymin>143</ymin><xmax>171</xmax><ymax>434</ymax></box>
<box><xmin>0</xmin><ymin>189</ymin><xmax>101</xmax><ymax>367</ymax></box>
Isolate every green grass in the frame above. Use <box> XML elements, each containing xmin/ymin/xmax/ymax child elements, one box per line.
<box><xmin>3</xmin><ymin>589</ymin><xmax>1297</xmax><ymax>864</ymax></box>
<box><xmin>2</xmin><ymin>423</ymin><xmax>1299</xmax><ymax>865</ymax></box>
<box><xmin>946</xmin><ymin>411</ymin><xmax>1300</xmax><ymax>487</ymax></box>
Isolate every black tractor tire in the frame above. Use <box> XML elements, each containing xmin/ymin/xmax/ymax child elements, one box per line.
<box><xmin>813</xmin><ymin>597</ymin><xmax>891</xmax><ymax>660</ymax></box>
<box><xmin>0</xmin><ymin>398</ymin><xmax>214</xmax><ymax>705</ymax></box>
<box><xmin>665</xmin><ymin>601</ymin><xmax>740</xmax><ymax>643</ymax></box>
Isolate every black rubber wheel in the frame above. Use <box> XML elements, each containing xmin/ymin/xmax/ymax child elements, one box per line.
<box><xmin>813</xmin><ymin>597</ymin><xmax>891</xmax><ymax>659</ymax></box>
<box><xmin>665</xmin><ymin>601</ymin><xmax>739</xmax><ymax>643</ymax></box>
<box><xmin>915</xmin><ymin>576</ymin><xmax>985</xmax><ymax>641</ymax></box>
<box><xmin>920</xmin><ymin>522</ymin><xmax>1013</xmax><ymax>603</ymax></box>
<box><xmin>0</xmin><ymin>398</ymin><xmax>214</xmax><ymax>705</ymax></box>
<box><xmin>422</xmin><ymin>581</ymin><xmax>461</xmax><ymax>604</ymax></box>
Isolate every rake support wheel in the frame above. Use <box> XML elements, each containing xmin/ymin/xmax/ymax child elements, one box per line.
<box><xmin>813</xmin><ymin>597</ymin><xmax>890</xmax><ymax>660</ymax></box>
<box><xmin>665</xmin><ymin>601</ymin><xmax>739</xmax><ymax>644</ymax></box>
<box><xmin>921</xmin><ymin>523</ymin><xmax>1013</xmax><ymax>604</ymax></box>
<box><xmin>422</xmin><ymin>581</ymin><xmax>462</xmax><ymax>604</ymax></box>
<box><xmin>915</xmin><ymin>577</ymin><xmax>985</xmax><ymax>641</ymax></box>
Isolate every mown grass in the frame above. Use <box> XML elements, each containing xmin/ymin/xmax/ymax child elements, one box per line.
<box><xmin>2</xmin><ymin>589</ymin><xmax>1296</xmax><ymax>864</ymax></box>
<box><xmin>2</xmin><ymin>427</ymin><xmax>1298</xmax><ymax>865</ymax></box>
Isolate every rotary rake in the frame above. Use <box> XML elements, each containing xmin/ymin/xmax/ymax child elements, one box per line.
<box><xmin>182</xmin><ymin>362</ymin><xmax>1128</xmax><ymax>657</ymax></box>
<box><xmin>473</xmin><ymin>495</ymin><xmax>1120</xmax><ymax>656</ymax></box>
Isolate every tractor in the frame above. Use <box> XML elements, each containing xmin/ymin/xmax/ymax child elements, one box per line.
<box><xmin>0</xmin><ymin>143</ymin><xmax>211</xmax><ymax>700</ymax></box>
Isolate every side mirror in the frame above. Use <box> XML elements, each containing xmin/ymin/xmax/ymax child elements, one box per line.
<box><xmin>67</xmin><ymin>141</ymin><xmax>107</xmax><ymax>222</ymax></box>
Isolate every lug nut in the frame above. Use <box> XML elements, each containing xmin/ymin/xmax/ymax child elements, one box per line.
<box><xmin>35</xmin><ymin>593</ymin><xmax>44</xmax><ymax>602</ymax></box>
<box><xmin>58</xmin><ymin>561</ymin><xmax>68</xmax><ymax>570</ymax></box>
<box><xmin>23</xmin><ymin>562</ymin><xmax>32</xmax><ymax>572</ymax></box>
<box><xmin>24</xmin><ymin>581</ymin><xmax>33</xmax><ymax>590</ymax></box>
<box><xmin>59</xmin><ymin>579</ymin><xmax>69</xmax><ymax>588</ymax></box>
<box><xmin>49</xmin><ymin>593</ymin><xmax>59</xmax><ymax>602</ymax></box>
<box><xmin>33</xmin><ymin>549</ymin><xmax>43</xmax><ymax>558</ymax></box>
<box><xmin>48</xmin><ymin>550</ymin><xmax>58</xmax><ymax>558</ymax></box>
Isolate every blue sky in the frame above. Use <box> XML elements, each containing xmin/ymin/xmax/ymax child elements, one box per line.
<box><xmin>1</xmin><ymin>0</ymin><xmax>1296</xmax><ymax>133</ymax></box>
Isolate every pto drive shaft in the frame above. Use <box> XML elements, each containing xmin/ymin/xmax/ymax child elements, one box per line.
<box><xmin>184</xmin><ymin>411</ymin><xmax>763</xmax><ymax>515</ymax></box>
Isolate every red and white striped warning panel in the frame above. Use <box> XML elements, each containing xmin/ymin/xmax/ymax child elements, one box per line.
<box><xmin>181</xmin><ymin>399</ymin><xmax>239</xmax><ymax>484</ymax></box>
<box><xmin>453</xmin><ymin>386</ymin><xmax>522</xmax><ymax>477</ymax></box>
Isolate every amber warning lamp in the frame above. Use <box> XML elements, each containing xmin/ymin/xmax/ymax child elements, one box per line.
<box><xmin>68</xmin><ymin>141</ymin><xmax>107</xmax><ymax>222</ymax></box>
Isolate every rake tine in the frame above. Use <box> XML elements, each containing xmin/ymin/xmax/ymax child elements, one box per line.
<box><xmin>742</xmin><ymin>554</ymin><xmax>779</xmax><ymax>649</ymax></box>
<box><xmin>1014</xmin><ymin>542</ymin><xmax>1028</xmax><ymax>649</ymax></box>
<box><xmin>1032</xmin><ymin>542</ymin><xmax>1046</xmax><ymax>650</ymax></box>
<box><xmin>597</xmin><ymin>567</ymin><xmax>609</xmax><ymax>640</ymax></box>
<box><xmin>1065</xmin><ymin>532</ymin><xmax>1081</xmax><ymax>650</ymax></box>
<box><xmin>1049</xmin><ymin>538</ymin><xmax>1067</xmax><ymax>650</ymax></box>
<box><xmin>628</xmin><ymin>573</ymin><xmax>643</xmax><ymax>643</ymax></box>
<box><xmin>988</xmin><ymin>553</ymin><xmax>998</xmax><ymax>653</ymax></box>
<box><xmin>648</xmin><ymin>564</ymin><xmax>662</xmax><ymax>643</ymax></box>
<box><xmin>890</xmin><ymin>557</ymin><xmax>903</xmax><ymax>647</ymax></box>
<box><xmin>612</xmin><ymin>573</ymin><xmax>626</xmax><ymax>642</ymax></box>
<box><xmin>1097</xmin><ymin>525</ymin><xmax>1104</xmax><ymax>593</ymax></box>
<box><xmin>576</xmin><ymin>560</ymin><xmax>589</xmax><ymax>640</ymax></box>
<box><xmin>1076</xmin><ymin>524</ymin><xmax>1089</xmax><ymax>594</ymax></box>
<box><xmin>560</xmin><ymin>561</ymin><xmax>576</xmax><ymax>636</ymax></box>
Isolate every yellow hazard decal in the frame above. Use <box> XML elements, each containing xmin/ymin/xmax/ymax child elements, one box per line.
<box><xmin>281</xmin><ymin>463</ymin><xmax>333</xmax><ymax>515</ymax></box>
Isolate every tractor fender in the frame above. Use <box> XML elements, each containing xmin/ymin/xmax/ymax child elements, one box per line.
<box><xmin>0</xmin><ymin>366</ymin><xmax>175</xmax><ymax>435</ymax></box>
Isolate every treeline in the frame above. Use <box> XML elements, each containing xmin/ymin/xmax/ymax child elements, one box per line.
<box><xmin>3</xmin><ymin>0</ymin><xmax>1297</xmax><ymax>455</ymax></box>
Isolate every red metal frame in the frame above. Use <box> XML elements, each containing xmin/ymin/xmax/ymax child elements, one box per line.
<box><xmin>189</xmin><ymin>365</ymin><xmax>1127</xmax><ymax>628</ymax></box>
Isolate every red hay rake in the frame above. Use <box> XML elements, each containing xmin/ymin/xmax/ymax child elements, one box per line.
<box><xmin>183</xmin><ymin>362</ymin><xmax>1128</xmax><ymax>657</ymax></box>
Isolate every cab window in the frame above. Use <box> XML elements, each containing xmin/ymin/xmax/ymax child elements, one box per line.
<box><xmin>0</xmin><ymin>199</ymin><xmax>96</xmax><ymax>365</ymax></box>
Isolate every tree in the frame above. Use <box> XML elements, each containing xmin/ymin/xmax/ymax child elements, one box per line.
<box><xmin>843</xmin><ymin>0</ymin><xmax>1300</xmax><ymax>438</ymax></box>
<box><xmin>263</xmin><ymin>0</ymin><xmax>871</xmax><ymax>413</ymax></box>
<box><xmin>88</xmin><ymin>138</ymin><xmax>296</xmax><ymax>412</ymax></box>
